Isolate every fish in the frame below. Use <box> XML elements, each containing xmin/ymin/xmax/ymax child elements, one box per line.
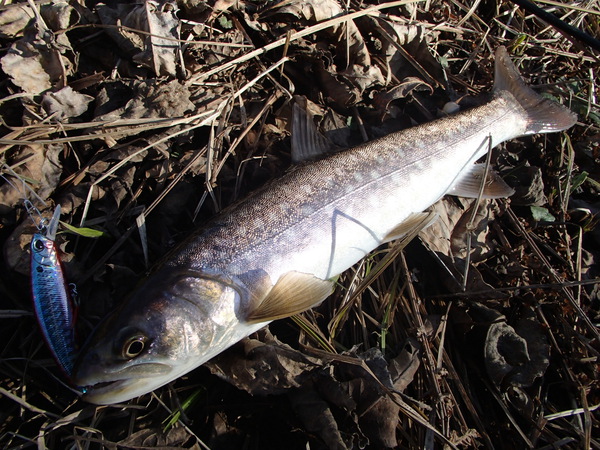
<box><xmin>30</xmin><ymin>205</ymin><xmax>77</xmax><ymax>377</ymax></box>
<box><xmin>73</xmin><ymin>47</ymin><xmax>576</xmax><ymax>404</ymax></box>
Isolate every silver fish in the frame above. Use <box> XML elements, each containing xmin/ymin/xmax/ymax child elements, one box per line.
<box><xmin>73</xmin><ymin>47</ymin><xmax>576</xmax><ymax>404</ymax></box>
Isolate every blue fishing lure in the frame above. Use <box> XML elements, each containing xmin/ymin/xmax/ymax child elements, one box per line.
<box><xmin>30</xmin><ymin>206</ymin><xmax>76</xmax><ymax>377</ymax></box>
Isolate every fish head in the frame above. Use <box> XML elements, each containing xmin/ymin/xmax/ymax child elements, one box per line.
<box><xmin>73</xmin><ymin>269</ymin><xmax>246</xmax><ymax>404</ymax></box>
<box><xmin>31</xmin><ymin>234</ymin><xmax>57</xmax><ymax>266</ymax></box>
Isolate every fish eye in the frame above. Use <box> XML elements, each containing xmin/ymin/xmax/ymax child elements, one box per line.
<box><xmin>122</xmin><ymin>335</ymin><xmax>147</xmax><ymax>359</ymax></box>
<box><xmin>33</xmin><ymin>239</ymin><xmax>45</xmax><ymax>251</ymax></box>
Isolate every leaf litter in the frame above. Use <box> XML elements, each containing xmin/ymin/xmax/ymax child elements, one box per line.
<box><xmin>0</xmin><ymin>0</ymin><xmax>599</xmax><ymax>448</ymax></box>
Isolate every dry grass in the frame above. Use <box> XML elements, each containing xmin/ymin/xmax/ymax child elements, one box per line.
<box><xmin>0</xmin><ymin>0</ymin><xmax>598</xmax><ymax>448</ymax></box>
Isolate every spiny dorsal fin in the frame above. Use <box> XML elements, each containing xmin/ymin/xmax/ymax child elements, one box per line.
<box><xmin>382</xmin><ymin>211</ymin><xmax>439</xmax><ymax>244</ymax></box>
<box><xmin>494</xmin><ymin>46</ymin><xmax>576</xmax><ymax>134</ymax></box>
<box><xmin>245</xmin><ymin>271</ymin><xmax>334</xmax><ymax>324</ymax></box>
<box><xmin>291</xmin><ymin>98</ymin><xmax>333</xmax><ymax>163</ymax></box>
<box><xmin>447</xmin><ymin>163</ymin><xmax>515</xmax><ymax>199</ymax></box>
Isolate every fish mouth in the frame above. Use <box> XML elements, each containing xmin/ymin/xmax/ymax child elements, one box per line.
<box><xmin>76</xmin><ymin>363</ymin><xmax>174</xmax><ymax>405</ymax></box>
<box><xmin>80</xmin><ymin>379</ymin><xmax>129</xmax><ymax>402</ymax></box>
<box><xmin>81</xmin><ymin>376</ymin><xmax>162</xmax><ymax>405</ymax></box>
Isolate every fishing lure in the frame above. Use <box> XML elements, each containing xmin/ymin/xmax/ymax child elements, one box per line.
<box><xmin>30</xmin><ymin>205</ymin><xmax>77</xmax><ymax>377</ymax></box>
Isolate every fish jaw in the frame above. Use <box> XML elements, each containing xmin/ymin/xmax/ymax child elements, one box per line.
<box><xmin>76</xmin><ymin>360</ymin><xmax>174</xmax><ymax>405</ymax></box>
<box><xmin>73</xmin><ymin>269</ymin><xmax>261</xmax><ymax>404</ymax></box>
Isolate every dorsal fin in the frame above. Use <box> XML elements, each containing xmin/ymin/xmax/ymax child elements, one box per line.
<box><xmin>291</xmin><ymin>98</ymin><xmax>333</xmax><ymax>163</ymax></box>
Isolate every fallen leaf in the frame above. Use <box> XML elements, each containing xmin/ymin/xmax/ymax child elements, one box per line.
<box><xmin>41</xmin><ymin>86</ymin><xmax>94</xmax><ymax>121</ymax></box>
<box><xmin>97</xmin><ymin>0</ymin><xmax>181</xmax><ymax>77</ymax></box>
<box><xmin>0</xmin><ymin>3</ymin><xmax>34</xmax><ymax>39</ymax></box>
<box><xmin>419</xmin><ymin>198</ymin><xmax>496</xmax><ymax>262</ymax></box>
<box><xmin>506</xmin><ymin>165</ymin><xmax>547</xmax><ymax>206</ymax></box>
<box><xmin>40</xmin><ymin>1</ymin><xmax>79</xmax><ymax>32</ymax></box>
<box><xmin>94</xmin><ymin>79</ymin><xmax>195</xmax><ymax>122</ymax></box>
<box><xmin>1</xmin><ymin>16</ymin><xmax>74</xmax><ymax>94</ymax></box>
<box><xmin>268</xmin><ymin>0</ymin><xmax>384</xmax><ymax>108</ymax></box>
<box><xmin>117</xmin><ymin>426</ymin><xmax>199</xmax><ymax>448</ymax></box>
<box><xmin>482</xmin><ymin>306</ymin><xmax>550</xmax><ymax>389</ymax></box>
<box><xmin>0</xmin><ymin>144</ymin><xmax>63</xmax><ymax>209</ymax></box>
<box><xmin>289</xmin><ymin>385</ymin><xmax>351</xmax><ymax>450</ymax></box>
<box><xmin>389</xmin><ymin>337</ymin><xmax>421</xmax><ymax>392</ymax></box>
<box><xmin>373</xmin><ymin>77</ymin><xmax>433</xmax><ymax>119</ymax></box>
<box><xmin>205</xmin><ymin>329</ymin><xmax>320</xmax><ymax>396</ymax></box>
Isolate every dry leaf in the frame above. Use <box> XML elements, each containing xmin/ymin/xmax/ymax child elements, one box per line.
<box><xmin>269</xmin><ymin>0</ymin><xmax>384</xmax><ymax>107</ymax></box>
<box><xmin>389</xmin><ymin>337</ymin><xmax>421</xmax><ymax>392</ymax></box>
<box><xmin>0</xmin><ymin>10</ymin><xmax>76</xmax><ymax>95</ymax></box>
<box><xmin>132</xmin><ymin>0</ymin><xmax>181</xmax><ymax>77</ymax></box>
<box><xmin>41</xmin><ymin>86</ymin><xmax>94</xmax><ymax>121</ymax></box>
<box><xmin>506</xmin><ymin>165</ymin><xmax>547</xmax><ymax>206</ymax></box>
<box><xmin>2</xmin><ymin>37</ymin><xmax>59</xmax><ymax>94</ymax></box>
<box><xmin>97</xmin><ymin>0</ymin><xmax>181</xmax><ymax>77</ymax></box>
<box><xmin>380</xmin><ymin>21</ymin><xmax>444</xmax><ymax>87</ymax></box>
<box><xmin>289</xmin><ymin>385</ymin><xmax>351</xmax><ymax>450</ymax></box>
<box><xmin>40</xmin><ymin>1</ymin><xmax>79</xmax><ymax>31</ymax></box>
<box><xmin>0</xmin><ymin>3</ymin><xmax>34</xmax><ymax>38</ymax></box>
<box><xmin>420</xmin><ymin>198</ymin><xmax>495</xmax><ymax>261</ymax></box>
<box><xmin>117</xmin><ymin>426</ymin><xmax>199</xmax><ymax>448</ymax></box>
<box><xmin>205</xmin><ymin>329</ymin><xmax>320</xmax><ymax>396</ymax></box>
<box><xmin>0</xmin><ymin>144</ymin><xmax>63</xmax><ymax>209</ymax></box>
<box><xmin>373</xmin><ymin>77</ymin><xmax>433</xmax><ymax>119</ymax></box>
<box><xmin>94</xmin><ymin>80</ymin><xmax>194</xmax><ymax>122</ymax></box>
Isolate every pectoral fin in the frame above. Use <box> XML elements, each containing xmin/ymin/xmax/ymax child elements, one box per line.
<box><xmin>447</xmin><ymin>164</ymin><xmax>515</xmax><ymax>199</ymax></box>
<box><xmin>245</xmin><ymin>271</ymin><xmax>334</xmax><ymax>324</ymax></box>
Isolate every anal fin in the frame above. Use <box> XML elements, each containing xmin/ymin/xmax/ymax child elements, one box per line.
<box><xmin>245</xmin><ymin>271</ymin><xmax>334</xmax><ymax>324</ymax></box>
<box><xmin>447</xmin><ymin>164</ymin><xmax>515</xmax><ymax>199</ymax></box>
<box><xmin>382</xmin><ymin>211</ymin><xmax>438</xmax><ymax>243</ymax></box>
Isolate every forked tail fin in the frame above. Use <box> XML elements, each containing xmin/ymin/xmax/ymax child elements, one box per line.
<box><xmin>494</xmin><ymin>46</ymin><xmax>577</xmax><ymax>134</ymax></box>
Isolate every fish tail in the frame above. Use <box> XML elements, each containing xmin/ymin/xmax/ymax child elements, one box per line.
<box><xmin>494</xmin><ymin>46</ymin><xmax>577</xmax><ymax>134</ymax></box>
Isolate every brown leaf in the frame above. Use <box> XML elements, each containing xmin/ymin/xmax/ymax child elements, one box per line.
<box><xmin>289</xmin><ymin>385</ymin><xmax>350</xmax><ymax>450</ymax></box>
<box><xmin>97</xmin><ymin>0</ymin><xmax>181</xmax><ymax>77</ymax></box>
<box><xmin>389</xmin><ymin>337</ymin><xmax>421</xmax><ymax>392</ymax></box>
<box><xmin>205</xmin><ymin>329</ymin><xmax>320</xmax><ymax>396</ymax></box>
<box><xmin>40</xmin><ymin>1</ymin><xmax>79</xmax><ymax>31</ymax></box>
<box><xmin>0</xmin><ymin>14</ymin><xmax>75</xmax><ymax>95</ymax></box>
<box><xmin>2</xmin><ymin>38</ymin><xmax>59</xmax><ymax>94</ymax></box>
<box><xmin>377</xmin><ymin>20</ymin><xmax>444</xmax><ymax>88</ymax></box>
<box><xmin>484</xmin><ymin>307</ymin><xmax>550</xmax><ymax>389</ymax></box>
<box><xmin>269</xmin><ymin>0</ymin><xmax>384</xmax><ymax>106</ymax></box>
<box><xmin>419</xmin><ymin>198</ymin><xmax>495</xmax><ymax>260</ymax></box>
<box><xmin>94</xmin><ymin>80</ymin><xmax>195</xmax><ymax>122</ymax></box>
<box><xmin>0</xmin><ymin>4</ymin><xmax>34</xmax><ymax>39</ymax></box>
<box><xmin>506</xmin><ymin>165</ymin><xmax>547</xmax><ymax>206</ymax></box>
<box><xmin>41</xmin><ymin>86</ymin><xmax>94</xmax><ymax>121</ymax></box>
<box><xmin>0</xmin><ymin>144</ymin><xmax>63</xmax><ymax>209</ymax></box>
<box><xmin>117</xmin><ymin>426</ymin><xmax>199</xmax><ymax>449</ymax></box>
<box><xmin>373</xmin><ymin>77</ymin><xmax>433</xmax><ymax>119</ymax></box>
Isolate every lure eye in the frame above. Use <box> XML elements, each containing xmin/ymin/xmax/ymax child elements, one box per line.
<box><xmin>122</xmin><ymin>335</ymin><xmax>147</xmax><ymax>359</ymax></box>
<box><xmin>33</xmin><ymin>239</ymin><xmax>45</xmax><ymax>251</ymax></box>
